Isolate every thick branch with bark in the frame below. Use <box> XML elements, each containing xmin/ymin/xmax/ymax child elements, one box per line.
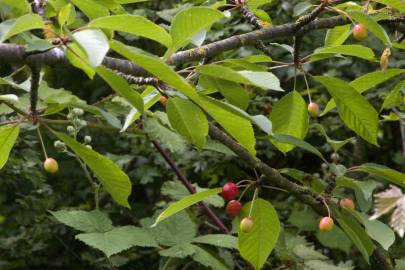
<box><xmin>1</xmin><ymin>16</ymin><xmax>402</xmax><ymax>76</ymax></box>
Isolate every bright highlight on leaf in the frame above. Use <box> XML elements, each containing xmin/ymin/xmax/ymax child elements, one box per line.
<box><xmin>152</xmin><ymin>188</ymin><xmax>222</xmax><ymax>227</ymax></box>
<box><xmin>89</xmin><ymin>15</ymin><xmax>172</xmax><ymax>48</ymax></box>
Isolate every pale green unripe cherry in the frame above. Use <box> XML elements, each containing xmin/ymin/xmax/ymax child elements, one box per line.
<box><xmin>240</xmin><ymin>217</ymin><xmax>254</xmax><ymax>233</ymax></box>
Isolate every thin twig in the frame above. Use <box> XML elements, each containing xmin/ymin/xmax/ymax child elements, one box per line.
<box><xmin>151</xmin><ymin>140</ymin><xmax>230</xmax><ymax>234</ymax></box>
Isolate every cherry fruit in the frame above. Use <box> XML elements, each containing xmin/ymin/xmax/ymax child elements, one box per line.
<box><xmin>240</xmin><ymin>217</ymin><xmax>254</xmax><ymax>233</ymax></box>
<box><xmin>43</xmin><ymin>158</ymin><xmax>59</xmax><ymax>174</ymax></box>
<box><xmin>353</xmin><ymin>24</ymin><xmax>368</xmax><ymax>41</ymax></box>
<box><xmin>319</xmin><ymin>217</ymin><xmax>334</xmax><ymax>232</ymax></box>
<box><xmin>308</xmin><ymin>102</ymin><xmax>320</xmax><ymax>117</ymax></box>
<box><xmin>159</xmin><ymin>96</ymin><xmax>168</xmax><ymax>106</ymax></box>
<box><xmin>226</xmin><ymin>200</ymin><xmax>242</xmax><ymax>217</ymax></box>
<box><xmin>340</xmin><ymin>198</ymin><xmax>355</xmax><ymax>210</ymax></box>
<box><xmin>222</xmin><ymin>182</ymin><xmax>239</xmax><ymax>201</ymax></box>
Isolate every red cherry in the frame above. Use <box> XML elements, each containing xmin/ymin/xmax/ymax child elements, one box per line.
<box><xmin>353</xmin><ymin>24</ymin><xmax>368</xmax><ymax>41</ymax></box>
<box><xmin>240</xmin><ymin>217</ymin><xmax>254</xmax><ymax>233</ymax></box>
<box><xmin>340</xmin><ymin>198</ymin><xmax>355</xmax><ymax>210</ymax></box>
<box><xmin>319</xmin><ymin>217</ymin><xmax>334</xmax><ymax>232</ymax></box>
<box><xmin>226</xmin><ymin>200</ymin><xmax>242</xmax><ymax>217</ymax></box>
<box><xmin>43</xmin><ymin>158</ymin><xmax>58</xmax><ymax>174</ymax></box>
<box><xmin>308</xmin><ymin>102</ymin><xmax>320</xmax><ymax>117</ymax></box>
<box><xmin>222</xmin><ymin>182</ymin><xmax>239</xmax><ymax>201</ymax></box>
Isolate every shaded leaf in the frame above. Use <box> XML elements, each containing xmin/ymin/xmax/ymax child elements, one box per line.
<box><xmin>50</xmin><ymin>210</ymin><xmax>113</xmax><ymax>233</ymax></box>
<box><xmin>76</xmin><ymin>226</ymin><xmax>157</xmax><ymax>257</ymax></box>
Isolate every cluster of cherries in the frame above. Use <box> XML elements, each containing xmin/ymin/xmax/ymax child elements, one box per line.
<box><xmin>306</xmin><ymin>23</ymin><xmax>368</xmax><ymax>119</ymax></box>
<box><xmin>222</xmin><ymin>182</ymin><xmax>254</xmax><ymax>233</ymax></box>
<box><xmin>222</xmin><ymin>182</ymin><xmax>356</xmax><ymax>233</ymax></box>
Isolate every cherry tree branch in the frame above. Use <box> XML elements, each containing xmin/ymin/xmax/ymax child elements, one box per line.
<box><xmin>207</xmin><ymin>123</ymin><xmax>394</xmax><ymax>269</ymax></box>
<box><xmin>0</xmin><ymin>16</ymin><xmax>402</xmax><ymax>77</ymax></box>
<box><xmin>151</xmin><ymin>140</ymin><xmax>230</xmax><ymax>234</ymax></box>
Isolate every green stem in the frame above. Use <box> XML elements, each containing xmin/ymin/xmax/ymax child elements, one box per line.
<box><xmin>248</xmin><ymin>188</ymin><xmax>259</xmax><ymax>218</ymax></box>
<box><xmin>36</xmin><ymin>126</ymin><xmax>48</xmax><ymax>159</ymax></box>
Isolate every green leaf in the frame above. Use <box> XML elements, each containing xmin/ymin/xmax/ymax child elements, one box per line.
<box><xmin>270</xmin><ymin>134</ymin><xmax>326</xmax><ymax>162</ymax></box>
<box><xmin>58</xmin><ymin>3</ymin><xmax>76</xmax><ymax>26</ymax></box>
<box><xmin>73</xmin><ymin>29</ymin><xmax>109</xmax><ymax>67</ymax></box>
<box><xmin>238</xmin><ymin>199</ymin><xmax>280</xmax><ymax>270</ymax></box>
<box><xmin>238</xmin><ymin>71</ymin><xmax>284</xmax><ymax>91</ymax></box>
<box><xmin>144</xmin><ymin>117</ymin><xmax>187</xmax><ymax>153</ymax></box>
<box><xmin>322</xmin><ymin>69</ymin><xmax>405</xmax><ymax>115</ymax></box>
<box><xmin>0</xmin><ymin>0</ymin><xmax>31</xmax><ymax>13</ymax></box>
<box><xmin>192</xmin><ymin>234</ymin><xmax>238</xmax><ymax>249</ymax></box>
<box><xmin>54</xmin><ymin>132</ymin><xmax>132</xmax><ymax>208</ymax></box>
<box><xmin>50</xmin><ymin>210</ymin><xmax>113</xmax><ymax>233</ymax></box>
<box><xmin>270</xmin><ymin>91</ymin><xmax>308</xmax><ymax>153</ymax></box>
<box><xmin>159</xmin><ymin>243</ymin><xmax>195</xmax><ymax>258</ymax></box>
<box><xmin>197</xmin><ymin>65</ymin><xmax>284</xmax><ymax>91</ymax></box>
<box><xmin>315</xmin><ymin>226</ymin><xmax>352</xmax><ymax>253</ymax></box>
<box><xmin>95</xmin><ymin>66</ymin><xmax>143</xmax><ymax>113</ymax></box>
<box><xmin>170</xmin><ymin>7</ymin><xmax>223</xmax><ymax>52</ymax></box>
<box><xmin>349</xmin><ymin>11</ymin><xmax>391</xmax><ymax>46</ymax></box>
<box><xmin>192</xmin><ymin>245</ymin><xmax>230</xmax><ymax>270</ymax></box>
<box><xmin>314</xmin><ymin>76</ymin><xmax>379</xmax><ymax>145</ymax></box>
<box><xmin>337</xmin><ymin>214</ymin><xmax>374</xmax><ymax>263</ymax></box>
<box><xmin>71</xmin><ymin>0</ymin><xmax>109</xmax><ymax>19</ymax></box>
<box><xmin>152</xmin><ymin>188</ymin><xmax>222</xmax><ymax>226</ymax></box>
<box><xmin>122</xmin><ymin>86</ymin><xmax>160</xmax><ymax>132</ymax></box>
<box><xmin>381</xmin><ymin>81</ymin><xmax>405</xmax><ymax>111</ymax></box>
<box><xmin>358</xmin><ymin>212</ymin><xmax>395</xmax><ymax>250</ymax></box>
<box><xmin>0</xmin><ymin>14</ymin><xmax>44</xmax><ymax>42</ymax></box>
<box><xmin>199</xmin><ymin>95</ymin><xmax>256</xmax><ymax>155</ymax></box>
<box><xmin>76</xmin><ymin>226</ymin><xmax>157</xmax><ymax>257</ymax></box>
<box><xmin>161</xmin><ymin>181</ymin><xmax>224</xmax><ymax>208</ymax></box>
<box><xmin>197</xmin><ymin>64</ymin><xmax>251</xmax><ymax>84</ymax></box>
<box><xmin>293</xmin><ymin>2</ymin><xmax>312</xmax><ymax>17</ymax></box>
<box><xmin>66</xmin><ymin>42</ymin><xmax>95</xmax><ymax>78</ymax></box>
<box><xmin>198</xmin><ymin>76</ymin><xmax>249</xmax><ymax>110</ymax></box>
<box><xmin>373</xmin><ymin>0</ymin><xmax>405</xmax><ymax>12</ymax></box>
<box><xmin>350</xmin><ymin>69</ymin><xmax>405</xmax><ymax>94</ymax></box>
<box><xmin>141</xmin><ymin>210</ymin><xmax>197</xmax><ymax>246</ymax></box>
<box><xmin>109</xmin><ymin>40</ymin><xmax>199</xmax><ymax>101</ymax></box>
<box><xmin>312</xmin><ymin>123</ymin><xmax>353</xmax><ymax>152</ymax></box>
<box><xmin>325</xmin><ymin>24</ymin><xmax>352</xmax><ymax>47</ymax></box>
<box><xmin>0</xmin><ymin>124</ymin><xmax>19</xmax><ymax>170</ymax></box>
<box><xmin>311</xmin><ymin>45</ymin><xmax>375</xmax><ymax>61</ymax></box>
<box><xmin>352</xmin><ymin>163</ymin><xmax>405</xmax><ymax>187</ymax></box>
<box><xmin>167</xmin><ymin>97</ymin><xmax>208</xmax><ymax>149</ymax></box>
<box><xmin>89</xmin><ymin>15</ymin><xmax>172</xmax><ymax>48</ymax></box>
